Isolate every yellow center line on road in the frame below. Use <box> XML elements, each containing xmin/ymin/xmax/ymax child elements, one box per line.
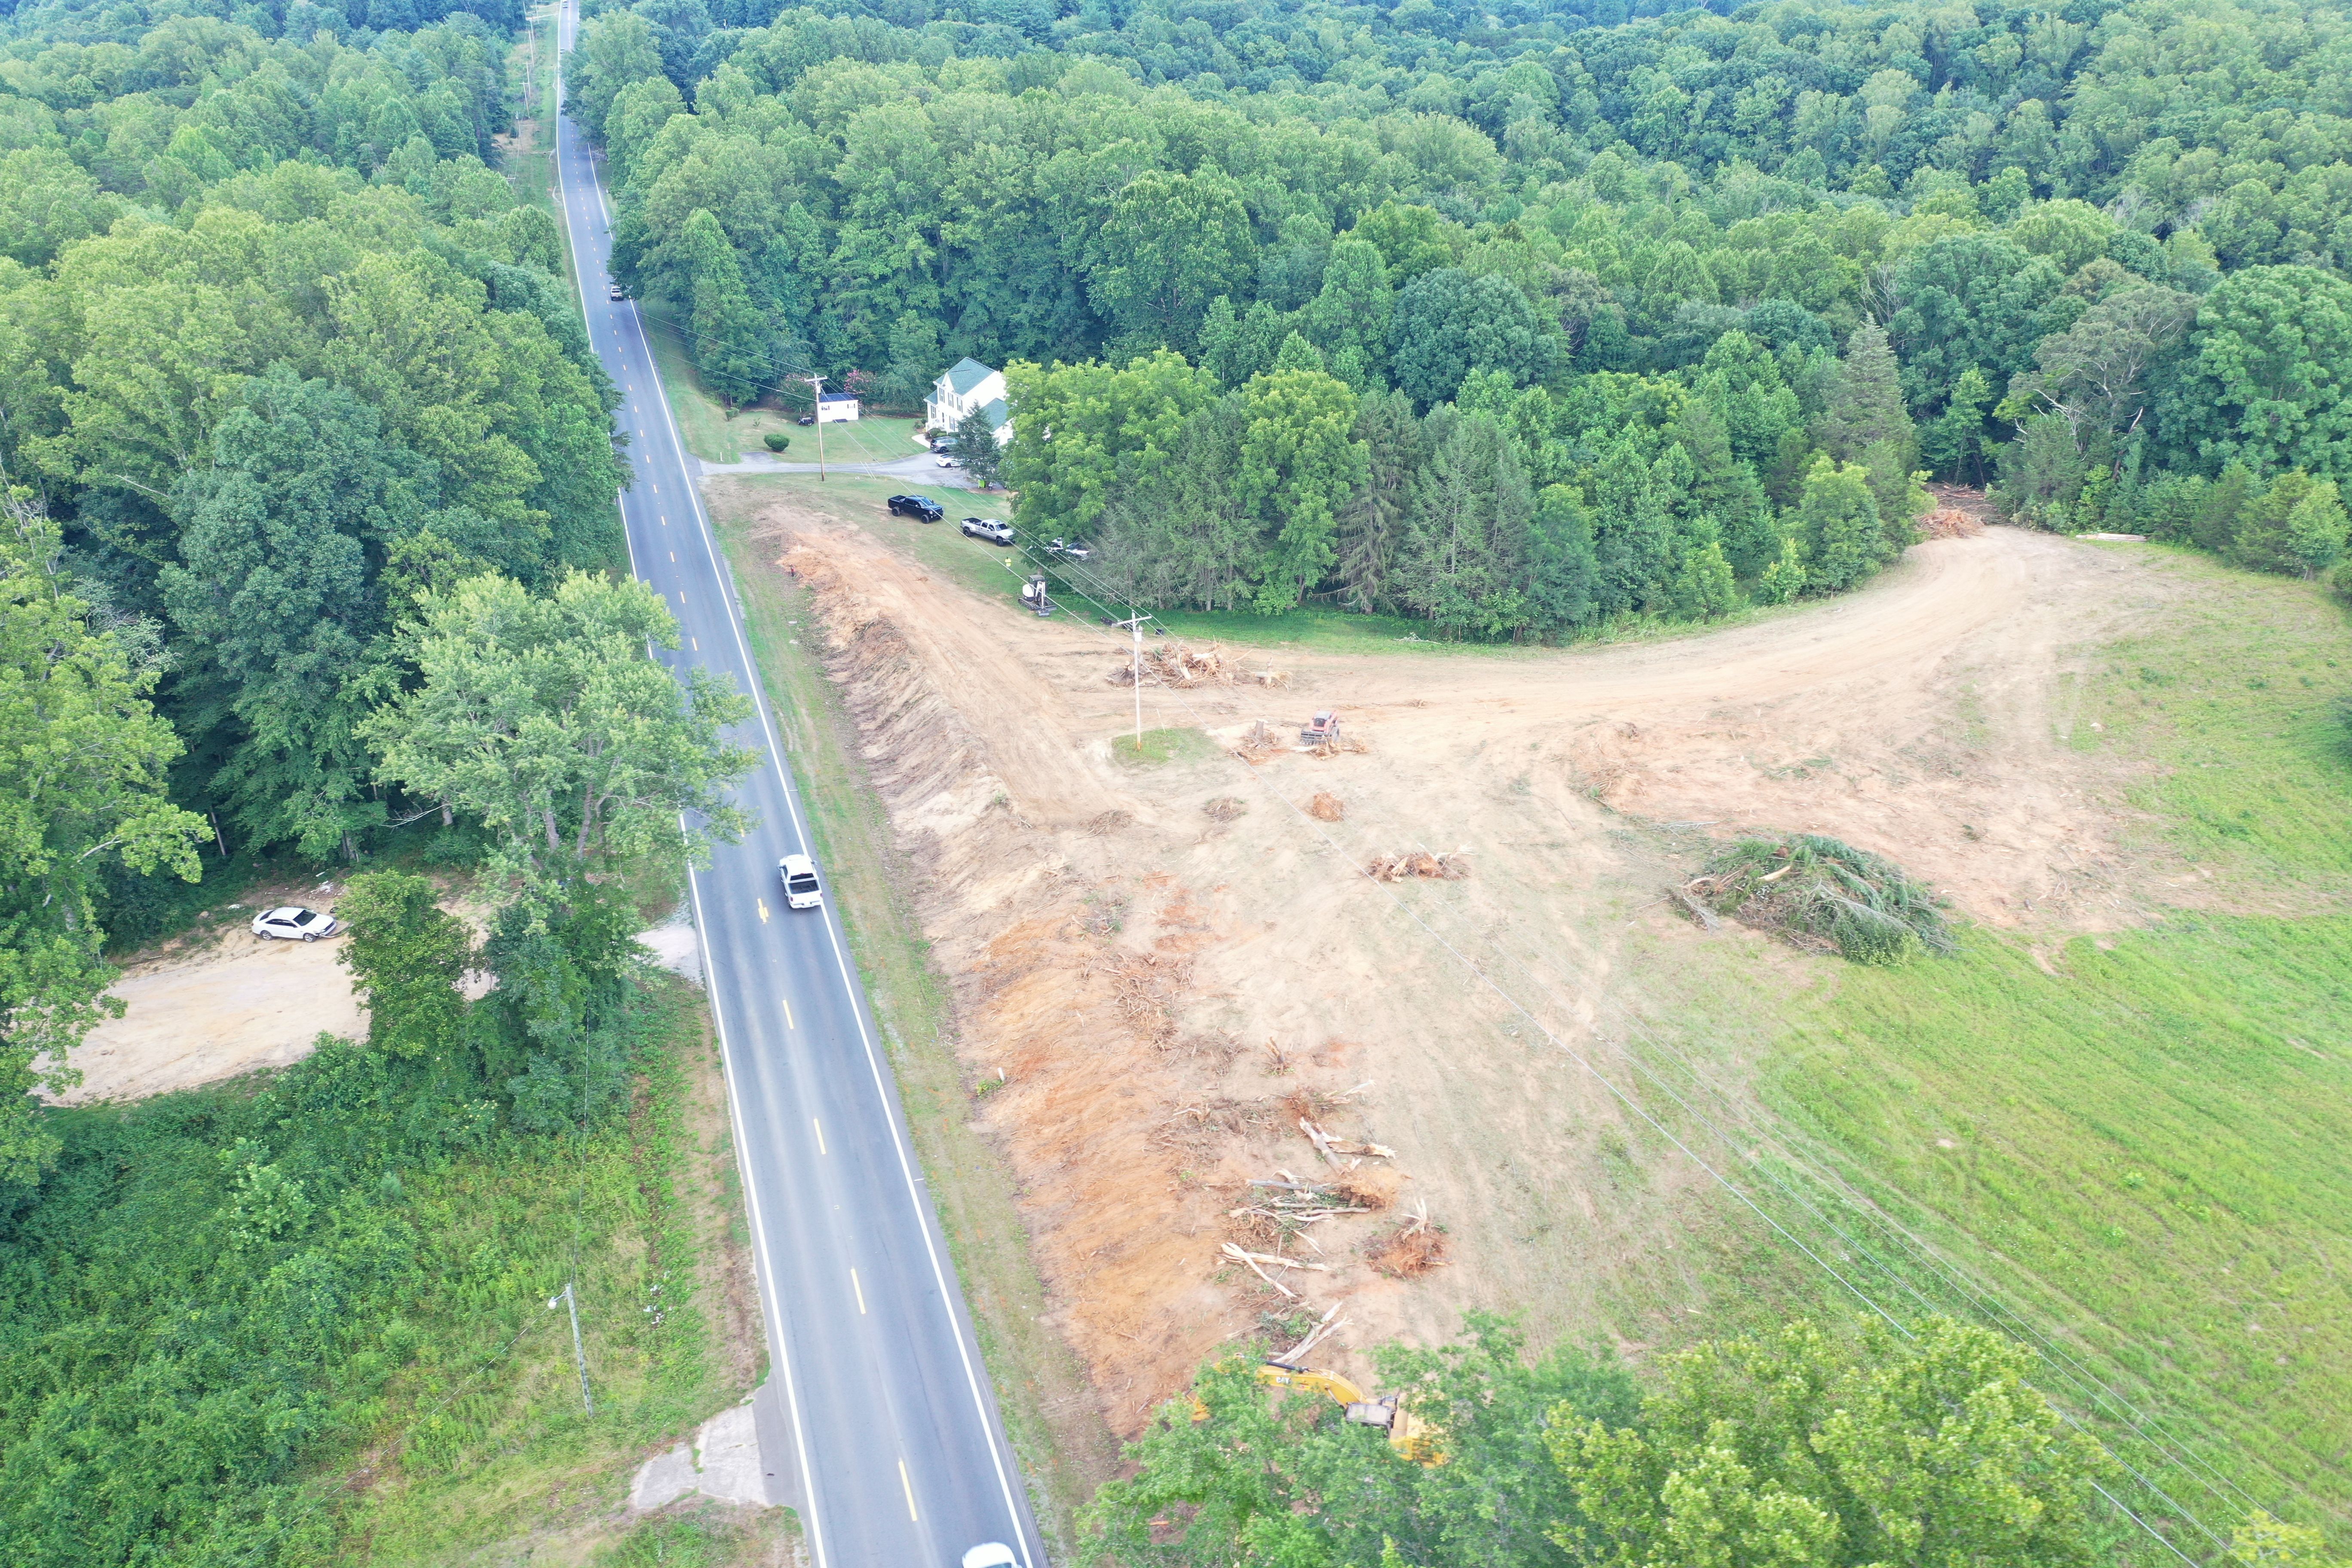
<box><xmin>783</xmin><ymin>994</ymin><xmax>797</xmax><ymax>1030</ymax></box>
<box><xmin>899</xmin><ymin>1459</ymin><xmax>918</xmax><ymax>1522</ymax></box>
<box><xmin>813</xmin><ymin>1118</ymin><xmax>825</xmax><ymax>1155</ymax></box>
<box><xmin>756</xmin><ymin>898</ymin><xmax>769</xmax><ymax>924</ymax></box>
<box><xmin>850</xmin><ymin>1268</ymin><xmax>867</xmax><ymax>1315</ymax></box>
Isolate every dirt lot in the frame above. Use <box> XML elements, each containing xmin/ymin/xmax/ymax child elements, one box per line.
<box><xmin>55</xmin><ymin>892</ymin><xmax>367</xmax><ymax>1103</ymax></box>
<box><xmin>57</xmin><ymin>891</ymin><xmax>702</xmax><ymax>1106</ymax></box>
<box><xmin>713</xmin><ymin>478</ymin><xmax>2206</xmax><ymax>1435</ymax></box>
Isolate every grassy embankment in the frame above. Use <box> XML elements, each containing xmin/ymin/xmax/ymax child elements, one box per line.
<box><xmin>331</xmin><ymin>981</ymin><xmax>779</xmax><ymax>1566</ymax></box>
<box><xmin>1599</xmin><ymin>552</ymin><xmax>2352</xmax><ymax>1553</ymax></box>
<box><xmin>709</xmin><ymin>496</ymin><xmax>1119</xmax><ymax>1552</ymax></box>
<box><xmin>2</xmin><ymin>981</ymin><xmax>772</xmax><ymax>1568</ymax></box>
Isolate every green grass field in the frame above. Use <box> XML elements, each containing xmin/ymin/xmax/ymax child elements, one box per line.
<box><xmin>1599</xmin><ymin>553</ymin><xmax>2352</xmax><ymax>1556</ymax></box>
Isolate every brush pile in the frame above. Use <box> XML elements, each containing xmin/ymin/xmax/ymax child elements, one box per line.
<box><xmin>1684</xmin><ymin>833</ymin><xmax>1952</xmax><ymax>964</ymax></box>
<box><xmin>1307</xmin><ymin>792</ymin><xmax>1345</xmax><ymax>822</ymax></box>
<box><xmin>1099</xmin><ymin>950</ymin><xmax>1193</xmax><ymax>1046</ymax></box>
<box><xmin>1364</xmin><ymin>851</ymin><xmax>1471</xmax><ymax>882</ymax></box>
<box><xmin>1920</xmin><ymin>507</ymin><xmax>1985</xmax><ymax>539</ymax></box>
<box><xmin>1108</xmin><ymin>642</ymin><xmax>1233</xmax><ymax>687</ymax></box>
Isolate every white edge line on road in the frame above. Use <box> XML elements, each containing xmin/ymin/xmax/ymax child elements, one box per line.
<box><xmin>550</xmin><ymin>9</ymin><xmax>830</xmax><ymax>1556</ymax></box>
<box><xmin>585</xmin><ymin>97</ymin><xmax>1041</xmax><ymax>1568</ymax></box>
<box><xmin>558</xmin><ymin>6</ymin><xmax>1036</xmax><ymax>1557</ymax></box>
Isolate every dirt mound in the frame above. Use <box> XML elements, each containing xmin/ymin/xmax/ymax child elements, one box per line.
<box><xmin>1203</xmin><ymin>796</ymin><xmax>1248</xmax><ymax>822</ymax></box>
<box><xmin>1331</xmin><ymin>1167</ymin><xmax>1401</xmax><ymax>1211</ymax></box>
<box><xmin>1307</xmin><ymin>793</ymin><xmax>1345</xmax><ymax>822</ymax></box>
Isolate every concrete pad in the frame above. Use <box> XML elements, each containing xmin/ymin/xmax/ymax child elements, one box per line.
<box><xmin>629</xmin><ymin>1442</ymin><xmax>696</xmax><ymax>1512</ymax></box>
<box><xmin>693</xmin><ymin>1402</ymin><xmax>772</xmax><ymax>1507</ymax></box>
<box><xmin>635</xmin><ymin>921</ymin><xmax>703</xmax><ymax>986</ymax></box>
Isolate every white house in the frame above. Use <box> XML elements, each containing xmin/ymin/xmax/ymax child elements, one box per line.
<box><xmin>815</xmin><ymin>391</ymin><xmax>860</xmax><ymax>423</ymax></box>
<box><xmin>926</xmin><ymin>357</ymin><xmax>1013</xmax><ymax>446</ymax></box>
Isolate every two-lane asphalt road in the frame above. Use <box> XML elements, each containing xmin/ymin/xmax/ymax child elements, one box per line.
<box><xmin>549</xmin><ymin>9</ymin><xmax>1043</xmax><ymax>1562</ymax></box>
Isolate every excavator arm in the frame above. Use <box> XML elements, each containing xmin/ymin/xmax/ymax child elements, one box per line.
<box><xmin>1183</xmin><ymin>1363</ymin><xmax>1443</xmax><ymax>1464</ymax></box>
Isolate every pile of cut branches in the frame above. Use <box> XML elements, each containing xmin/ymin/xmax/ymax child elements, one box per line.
<box><xmin>1686</xmin><ymin>833</ymin><xmax>1953</xmax><ymax>965</ymax></box>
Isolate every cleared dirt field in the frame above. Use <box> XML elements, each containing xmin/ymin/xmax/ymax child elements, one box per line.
<box><xmin>715</xmin><ymin>475</ymin><xmax>2200</xmax><ymax>1434</ymax></box>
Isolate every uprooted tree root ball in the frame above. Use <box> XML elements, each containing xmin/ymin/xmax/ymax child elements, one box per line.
<box><xmin>1365</xmin><ymin>1218</ymin><xmax>1448</xmax><ymax>1277</ymax></box>
<box><xmin>1688</xmin><ymin>833</ymin><xmax>1955</xmax><ymax>964</ymax></box>
<box><xmin>1365</xmin><ymin>851</ymin><xmax>1472</xmax><ymax>882</ymax></box>
<box><xmin>1307</xmin><ymin>792</ymin><xmax>1345</xmax><ymax>822</ymax></box>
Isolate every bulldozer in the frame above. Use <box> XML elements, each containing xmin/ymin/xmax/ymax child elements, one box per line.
<box><xmin>1300</xmin><ymin>710</ymin><xmax>1341</xmax><ymax>746</ymax></box>
<box><xmin>1191</xmin><ymin>1362</ymin><xmax>1442</xmax><ymax>1464</ymax></box>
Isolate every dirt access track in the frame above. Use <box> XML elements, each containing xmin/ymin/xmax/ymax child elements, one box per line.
<box><xmin>720</xmin><ymin>477</ymin><xmax>2196</xmax><ymax>1438</ymax></box>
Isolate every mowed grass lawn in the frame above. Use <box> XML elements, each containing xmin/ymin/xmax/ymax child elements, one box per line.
<box><xmin>1752</xmin><ymin>551</ymin><xmax>2352</xmax><ymax>1547</ymax></box>
<box><xmin>632</xmin><ymin>309</ymin><xmax>925</xmax><ymax>468</ymax></box>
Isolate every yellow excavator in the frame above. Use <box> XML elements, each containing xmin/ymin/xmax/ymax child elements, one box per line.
<box><xmin>1194</xmin><ymin>1363</ymin><xmax>1444</xmax><ymax>1464</ymax></box>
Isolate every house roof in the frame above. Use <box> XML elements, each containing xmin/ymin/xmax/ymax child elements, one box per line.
<box><xmin>818</xmin><ymin>391</ymin><xmax>856</xmax><ymax>402</ymax></box>
<box><xmin>980</xmin><ymin>396</ymin><xmax>1010</xmax><ymax>427</ymax></box>
<box><xmin>942</xmin><ymin>356</ymin><xmax>997</xmax><ymax>395</ymax></box>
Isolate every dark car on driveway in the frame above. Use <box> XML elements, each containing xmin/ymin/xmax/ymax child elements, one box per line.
<box><xmin>888</xmin><ymin>494</ymin><xmax>945</xmax><ymax>522</ymax></box>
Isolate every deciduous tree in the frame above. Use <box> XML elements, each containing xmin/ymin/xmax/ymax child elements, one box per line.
<box><xmin>334</xmin><ymin>869</ymin><xmax>471</xmax><ymax>1062</ymax></box>
<box><xmin>1549</xmin><ymin>1317</ymin><xmax>2113</xmax><ymax>1568</ymax></box>
<box><xmin>0</xmin><ymin>495</ymin><xmax>205</xmax><ymax>1188</ymax></box>
<box><xmin>361</xmin><ymin>570</ymin><xmax>758</xmax><ymax>890</ymax></box>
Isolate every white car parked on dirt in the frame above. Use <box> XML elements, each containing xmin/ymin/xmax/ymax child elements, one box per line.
<box><xmin>251</xmin><ymin>906</ymin><xmax>337</xmax><ymax>942</ymax></box>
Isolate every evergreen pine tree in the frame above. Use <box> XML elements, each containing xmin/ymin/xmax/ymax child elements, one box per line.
<box><xmin>1797</xmin><ymin>456</ymin><xmax>1888</xmax><ymax>592</ymax></box>
<box><xmin>1821</xmin><ymin>322</ymin><xmax>1916</xmax><ymax>465</ymax></box>
<box><xmin>680</xmin><ymin>209</ymin><xmax>771</xmax><ymax>408</ymax></box>
<box><xmin>1335</xmin><ymin>390</ymin><xmax>1422</xmax><ymax>613</ymax></box>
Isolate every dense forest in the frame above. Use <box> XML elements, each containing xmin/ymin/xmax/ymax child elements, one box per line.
<box><xmin>574</xmin><ymin>0</ymin><xmax>2352</xmax><ymax>634</ymax></box>
<box><xmin>0</xmin><ymin>2</ymin><xmax>760</xmax><ymax>1557</ymax></box>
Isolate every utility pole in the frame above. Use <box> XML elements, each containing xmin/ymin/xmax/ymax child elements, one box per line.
<box><xmin>552</xmin><ymin>1282</ymin><xmax>594</xmax><ymax>1414</ymax></box>
<box><xmin>802</xmin><ymin>373</ymin><xmax>827</xmax><ymax>481</ymax></box>
<box><xmin>1112</xmin><ymin>613</ymin><xmax>1152</xmax><ymax>753</ymax></box>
